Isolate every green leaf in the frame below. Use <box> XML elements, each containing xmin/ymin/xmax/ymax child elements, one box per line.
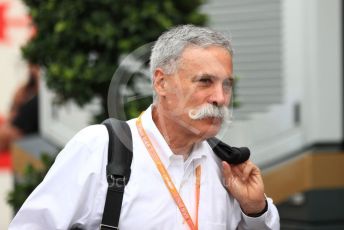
<box><xmin>54</xmin><ymin>21</ymin><xmax>67</xmax><ymax>33</ymax></box>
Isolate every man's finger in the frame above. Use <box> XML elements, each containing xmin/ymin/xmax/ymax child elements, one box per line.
<box><xmin>222</xmin><ymin>161</ymin><xmax>233</xmax><ymax>187</ymax></box>
<box><xmin>232</xmin><ymin>165</ymin><xmax>244</xmax><ymax>179</ymax></box>
<box><xmin>222</xmin><ymin>161</ymin><xmax>231</xmax><ymax>177</ymax></box>
<box><xmin>242</xmin><ymin>161</ymin><xmax>255</xmax><ymax>181</ymax></box>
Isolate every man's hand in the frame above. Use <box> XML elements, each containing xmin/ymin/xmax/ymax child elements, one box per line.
<box><xmin>222</xmin><ymin>160</ymin><xmax>266</xmax><ymax>215</ymax></box>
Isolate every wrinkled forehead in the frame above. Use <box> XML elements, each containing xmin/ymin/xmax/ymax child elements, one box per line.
<box><xmin>177</xmin><ymin>45</ymin><xmax>233</xmax><ymax>73</ymax></box>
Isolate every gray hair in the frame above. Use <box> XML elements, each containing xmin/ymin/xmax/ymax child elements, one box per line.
<box><xmin>150</xmin><ymin>24</ymin><xmax>233</xmax><ymax>77</ymax></box>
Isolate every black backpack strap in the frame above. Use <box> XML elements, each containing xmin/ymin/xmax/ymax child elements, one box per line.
<box><xmin>207</xmin><ymin>137</ymin><xmax>250</xmax><ymax>165</ymax></box>
<box><xmin>100</xmin><ymin>118</ymin><xmax>133</xmax><ymax>230</ymax></box>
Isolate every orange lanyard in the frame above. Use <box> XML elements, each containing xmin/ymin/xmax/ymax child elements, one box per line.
<box><xmin>136</xmin><ymin>116</ymin><xmax>201</xmax><ymax>230</ymax></box>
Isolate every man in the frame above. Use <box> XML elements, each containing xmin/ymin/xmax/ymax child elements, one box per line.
<box><xmin>9</xmin><ymin>25</ymin><xmax>279</xmax><ymax>229</ymax></box>
<box><xmin>0</xmin><ymin>62</ymin><xmax>39</xmax><ymax>151</ymax></box>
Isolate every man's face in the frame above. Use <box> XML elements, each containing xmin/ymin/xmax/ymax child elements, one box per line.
<box><xmin>158</xmin><ymin>45</ymin><xmax>233</xmax><ymax>139</ymax></box>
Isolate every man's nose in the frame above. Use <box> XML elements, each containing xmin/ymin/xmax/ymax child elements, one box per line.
<box><xmin>208</xmin><ymin>84</ymin><xmax>229</xmax><ymax>107</ymax></box>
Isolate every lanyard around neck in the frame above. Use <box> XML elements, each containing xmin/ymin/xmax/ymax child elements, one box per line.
<box><xmin>136</xmin><ymin>115</ymin><xmax>201</xmax><ymax>230</ymax></box>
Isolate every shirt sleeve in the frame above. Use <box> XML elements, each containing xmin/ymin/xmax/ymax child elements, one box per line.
<box><xmin>8</xmin><ymin>125</ymin><xmax>109</xmax><ymax>230</ymax></box>
<box><xmin>237</xmin><ymin>197</ymin><xmax>280</xmax><ymax>230</ymax></box>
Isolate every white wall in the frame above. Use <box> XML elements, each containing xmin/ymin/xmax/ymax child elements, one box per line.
<box><xmin>284</xmin><ymin>0</ymin><xmax>342</xmax><ymax>145</ymax></box>
<box><xmin>254</xmin><ymin>0</ymin><xmax>343</xmax><ymax>165</ymax></box>
<box><xmin>253</xmin><ymin>0</ymin><xmax>343</xmax><ymax>165</ymax></box>
<box><xmin>40</xmin><ymin>76</ymin><xmax>100</xmax><ymax>147</ymax></box>
<box><xmin>301</xmin><ymin>0</ymin><xmax>342</xmax><ymax>144</ymax></box>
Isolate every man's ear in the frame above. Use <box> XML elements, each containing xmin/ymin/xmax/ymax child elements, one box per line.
<box><xmin>153</xmin><ymin>68</ymin><xmax>168</xmax><ymax>97</ymax></box>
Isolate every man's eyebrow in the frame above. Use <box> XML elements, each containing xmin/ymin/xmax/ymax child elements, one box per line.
<box><xmin>227</xmin><ymin>76</ymin><xmax>234</xmax><ymax>82</ymax></box>
<box><xmin>192</xmin><ymin>73</ymin><xmax>234</xmax><ymax>81</ymax></box>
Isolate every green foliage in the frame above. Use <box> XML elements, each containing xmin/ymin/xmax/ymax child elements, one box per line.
<box><xmin>7</xmin><ymin>153</ymin><xmax>56</xmax><ymax>212</ymax></box>
<box><xmin>22</xmin><ymin>0</ymin><xmax>207</xmax><ymax>121</ymax></box>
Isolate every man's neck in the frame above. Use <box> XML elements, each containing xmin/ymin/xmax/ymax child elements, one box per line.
<box><xmin>152</xmin><ymin>105</ymin><xmax>197</xmax><ymax>158</ymax></box>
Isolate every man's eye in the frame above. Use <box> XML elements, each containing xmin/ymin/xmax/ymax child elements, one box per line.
<box><xmin>223</xmin><ymin>81</ymin><xmax>233</xmax><ymax>92</ymax></box>
<box><xmin>199</xmin><ymin>78</ymin><xmax>212</xmax><ymax>84</ymax></box>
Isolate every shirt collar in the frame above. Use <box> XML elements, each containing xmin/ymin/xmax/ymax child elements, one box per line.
<box><xmin>140</xmin><ymin>105</ymin><xmax>207</xmax><ymax>167</ymax></box>
<box><xmin>184</xmin><ymin>142</ymin><xmax>207</xmax><ymax>171</ymax></box>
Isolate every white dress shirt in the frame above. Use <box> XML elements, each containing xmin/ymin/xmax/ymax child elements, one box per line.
<box><xmin>9</xmin><ymin>105</ymin><xmax>280</xmax><ymax>230</ymax></box>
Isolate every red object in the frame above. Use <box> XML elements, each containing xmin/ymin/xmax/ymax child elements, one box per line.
<box><xmin>0</xmin><ymin>151</ymin><xmax>11</xmax><ymax>170</ymax></box>
<box><xmin>0</xmin><ymin>116</ymin><xmax>11</xmax><ymax>170</ymax></box>
<box><xmin>0</xmin><ymin>1</ymin><xmax>36</xmax><ymax>46</ymax></box>
<box><xmin>0</xmin><ymin>2</ymin><xmax>10</xmax><ymax>43</ymax></box>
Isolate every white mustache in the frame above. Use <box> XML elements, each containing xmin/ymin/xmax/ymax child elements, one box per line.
<box><xmin>188</xmin><ymin>104</ymin><xmax>228</xmax><ymax>120</ymax></box>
